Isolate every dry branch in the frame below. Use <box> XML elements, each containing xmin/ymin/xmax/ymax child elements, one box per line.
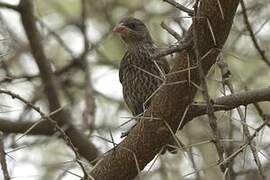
<box><xmin>1</xmin><ymin>86</ymin><xmax>269</xmax><ymax>136</ymax></box>
<box><xmin>217</xmin><ymin>57</ymin><xmax>266</xmax><ymax>179</ymax></box>
<box><xmin>17</xmin><ymin>0</ymin><xmax>99</xmax><ymax>162</ymax></box>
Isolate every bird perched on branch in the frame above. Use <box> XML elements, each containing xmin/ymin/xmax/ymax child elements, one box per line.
<box><xmin>114</xmin><ymin>17</ymin><xmax>179</xmax><ymax>153</ymax></box>
<box><xmin>114</xmin><ymin>17</ymin><xmax>170</xmax><ymax>117</ymax></box>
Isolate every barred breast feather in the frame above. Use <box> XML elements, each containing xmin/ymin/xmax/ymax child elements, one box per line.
<box><xmin>119</xmin><ymin>43</ymin><xmax>170</xmax><ymax>116</ymax></box>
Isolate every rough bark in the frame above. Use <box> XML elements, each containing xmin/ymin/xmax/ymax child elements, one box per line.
<box><xmin>90</xmin><ymin>1</ymin><xmax>240</xmax><ymax>179</ymax></box>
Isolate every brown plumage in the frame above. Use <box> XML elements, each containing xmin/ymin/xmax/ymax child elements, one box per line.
<box><xmin>114</xmin><ymin>18</ymin><xmax>178</xmax><ymax>153</ymax></box>
<box><xmin>114</xmin><ymin>17</ymin><xmax>170</xmax><ymax>116</ymax></box>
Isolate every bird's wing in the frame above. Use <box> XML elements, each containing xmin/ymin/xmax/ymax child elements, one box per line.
<box><xmin>119</xmin><ymin>50</ymin><xmax>130</xmax><ymax>84</ymax></box>
<box><xmin>153</xmin><ymin>47</ymin><xmax>170</xmax><ymax>75</ymax></box>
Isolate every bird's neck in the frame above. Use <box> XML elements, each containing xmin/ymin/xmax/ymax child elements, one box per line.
<box><xmin>127</xmin><ymin>41</ymin><xmax>154</xmax><ymax>51</ymax></box>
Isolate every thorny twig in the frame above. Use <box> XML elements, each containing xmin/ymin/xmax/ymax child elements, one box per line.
<box><xmin>0</xmin><ymin>86</ymin><xmax>269</xmax><ymax>137</ymax></box>
<box><xmin>182</xmin><ymin>118</ymin><xmax>270</xmax><ymax>178</ymax></box>
<box><xmin>0</xmin><ymin>0</ymin><xmax>269</xmax><ymax>179</ymax></box>
<box><xmin>151</xmin><ymin>40</ymin><xmax>192</xmax><ymax>59</ymax></box>
<box><xmin>217</xmin><ymin>56</ymin><xmax>266</xmax><ymax>179</ymax></box>
<box><xmin>0</xmin><ymin>89</ymin><xmax>91</xmax><ymax>179</ymax></box>
<box><xmin>192</xmin><ymin>1</ymin><xmax>227</xmax><ymax>175</ymax></box>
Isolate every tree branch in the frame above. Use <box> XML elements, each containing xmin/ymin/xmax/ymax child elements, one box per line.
<box><xmin>0</xmin><ymin>119</ymin><xmax>54</xmax><ymax>135</ymax></box>
<box><xmin>17</xmin><ymin>0</ymin><xmax>99</xmax><ymax>162</ymax></box>
<box><xmin>0</xmin><ymin>86</ymin><xmax>269</xmax><ymax>136</ymax></box>
<box><xmin>185</xmin><ymin>86</ymin><xmax>270</xmax><ymax>123</ymax></box>
<box><xmin>0</xmin><ymin>2</ymin><xmax>19</xmax><ymax>11</ymax></box>
<box><xmin>240</xmin><ymin>0</ymin><xmax>270</xmax><ymax>67</ymax></box>
<box><xmin>0</xmin><ymin>132</ymin><xmax>10</xmax><ymax>180</ymax></box>
<box><xmin>163</xmin><ymin>0</ymin><xmax>194</xmax><ymax>16</ymax></box>
<box><xmin>89</xmin><ymin>0</ymin><xmax>244</xmax><ymax>175</ymax></box>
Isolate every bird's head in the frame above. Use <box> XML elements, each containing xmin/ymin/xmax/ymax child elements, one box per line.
<box><xmin>113</xmin><ymin>17</ymin><xmax>153</xmax><ymax>45</ymax></box>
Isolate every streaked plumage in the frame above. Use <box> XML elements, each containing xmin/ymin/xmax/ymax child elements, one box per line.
<box><xmin>114</xmin><ymin>17</ymin><xmax>170</xmax><ymax>116</ymax></box>
<box><xmin>114</xmin><ymin>18</ymin><xmax>177</xmax><ymax>153</ymax></box>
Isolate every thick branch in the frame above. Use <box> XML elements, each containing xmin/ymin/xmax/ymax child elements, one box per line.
<box><xmin>185</xmin><ymin>86</ymin><xmax>270</xmax><ymax>124</ymax></box>
<box><xmin>0</xmin><ymin>120</ymin><xmax>54</xmax><ymax>135</ymax></box>
<box><xmin>0</xmin><ymin>86</ymin><xmax>269</xmax><ymax>136</ymax></box>
<box><xmin>89</xmin><ymin>1</ymin><xmax>240</xmax><ymax>177</ymax></box>
<box><xmin>17</xmin><ymin>0</ymin><xmax>99</xmax><ymax>162</ymax></box>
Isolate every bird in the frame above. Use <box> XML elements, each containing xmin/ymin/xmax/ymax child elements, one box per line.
<box><xmin>114</xmin><ymin>18</ymin><xmax>179</xmax><ymax>153</ymax></box>
<box><xmin>113</xmin><ymin>17</ymin><xmax>170</xmax><ymax>117</ymax></box>
<box><xmin>113</xmin><ymin>17</ymin><xmax>181</xmax><ymax>154</ymax></box>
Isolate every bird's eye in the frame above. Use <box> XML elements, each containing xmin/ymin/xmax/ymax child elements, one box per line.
<box><xmin>127</xmin><ymin>23</ymin><xmax>136</xmax><ymax>30</ymax></box>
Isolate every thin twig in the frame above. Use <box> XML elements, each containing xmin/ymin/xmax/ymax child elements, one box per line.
<box><xmin>240</xmin><ymin>0</ymin><xmax>270</xmax><ymax>67</ymax></box>
<box><xmin>183</xmin><ymin>119</ymin><xmax>269</xmax><ymax>179</ymax></box>
<box><xmin>80</xmin><ymin>0</ymin><xmax>96</xmax><ymax>134</ymax></box>
<box><xmin>220</xmin><ymin>119</ymin><xmax>269</xmax><ymax>165</ymax></box>
<box><xmin>17</xmin><ymin>0</ymin><xmax>98</xmax><ymax>163</ymax></box>
<box><xmin>193</xmin><ymin>1</ymin><xmax>227</xmax><ymax>174</ymax></box>
<box><xmin>163</xmin><ymin>0</ymin><xmax>194</xmax><ymax>16</ymax></box>
<box><xmin>217</xmin><ymin>56</ymin><xmax>266</xmax><ymax>179</ymax></box>
<box><xmin>161</xmin><ymin>21</ymin><xmax>182</xmax><ymax>41</ymax></box>
<box><xmin>36</xmin><ymin>17</ymin><xmax>76</xmax><ymax>59</ymax></box>
<box><xmin>0</xmin><ymin>86</ymin><xmax>269</xmax><ymax>136</ymax></box>
<box><xmin>0</xmin><ymin>131</ymin><xmax>10</xmax><ymax>180</ymax></box>
<box><xmin>151</xmin><ymin>40</ymin><xmax>192</xmax><ymax>59</ymax></box>
<box><xmin>0</xmin><ymin>89</ymin><xmax>90</xmax><ymax>178</ymax></box>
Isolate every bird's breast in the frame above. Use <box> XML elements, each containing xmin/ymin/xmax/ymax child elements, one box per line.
<box><xmin>119</xmin><ymin>46</ymin><xmax>169</xmax><ymax>115</ymax></box>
